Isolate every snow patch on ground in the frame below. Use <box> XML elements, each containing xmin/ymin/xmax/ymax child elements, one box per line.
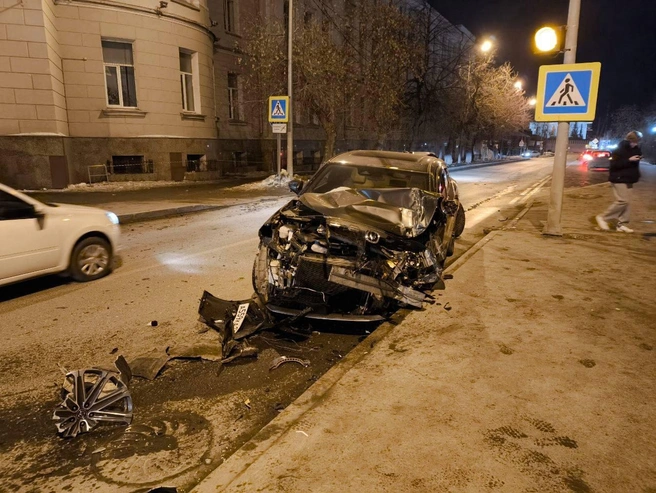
<box><xmin>20</xmin><ymin>171</ymin><xmax>270</xmax><ymax>193</ymax></box>
<box><xmin>64</xmin><ymin>181</ymin><xmax>182</xmax><ymax>192</ymax></box>
<box><xmin>228</xmin><ymin>172</ymin><xmax>294</xmax><ymax>192</ymax></box>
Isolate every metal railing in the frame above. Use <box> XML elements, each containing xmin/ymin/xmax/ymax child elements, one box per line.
<box><xmin>87</xmin><ymin>164</ymin><xmax>108</xmax><ymax>183</ymax></box>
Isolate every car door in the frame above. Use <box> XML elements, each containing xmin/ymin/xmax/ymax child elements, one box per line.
<box><xmin>0</xmin><ymin>190</ymin><xmax>61</xmax><ymax>281</ymax></box>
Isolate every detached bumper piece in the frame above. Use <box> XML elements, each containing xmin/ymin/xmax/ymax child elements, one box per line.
<box><xmin>198</xmin><ymin>290</ymin><xmax>270</xmax><ymax>341</ymax></box>
<box><xmin>266</xmin><ymin>303</ymin><xmax>385</xmax><ymax>322</ymax></box>
<box><xmin>328</xmin><ymin>266</ymin><xmax>426</xmax><ymax>308</ymax></box>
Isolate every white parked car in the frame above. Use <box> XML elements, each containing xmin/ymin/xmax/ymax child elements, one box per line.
<box><xmin>523</xmin><ymin>150</ymin><xmax>541</xmax><ymax>158</ymax></box>
<box><xmin>0</xmin><ymin>183</ymin><xmax>120</xmax><ymax>287</ymax></box>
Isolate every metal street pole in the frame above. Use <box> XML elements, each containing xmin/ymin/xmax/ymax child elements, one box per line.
<box><xmin>543</xmin><ymin>0</ymin><xmax>580</xmax><ymax>236</ymax></box>
<box><xmin>286</xmin><ymin>0</ymin><xmax>294</xmax><ymax>177</ymax></box>
<box><xmin>276</xmin><ymin>133</ymin><xmax>281</xmax><ymax>176</ymax></box>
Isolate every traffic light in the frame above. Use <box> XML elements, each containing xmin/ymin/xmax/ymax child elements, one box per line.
<box><xmin>534</xmin><ymin>26</ymin><xmax>565</xmax><ymax>55</ymax></box>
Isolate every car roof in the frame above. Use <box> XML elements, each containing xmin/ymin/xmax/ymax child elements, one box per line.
<box><xmin>325</xmin><ymin>150</ymin><xmax>443</xmax><ymax>173</ymax></box>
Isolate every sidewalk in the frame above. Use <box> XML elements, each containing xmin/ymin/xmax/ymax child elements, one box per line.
<box><xmin>192</xmin><ymin>177</ymin><xmax>656</xmax><ymax>492</ymax></box>
<box><xmin>25</xmin><ymin>175</ymin><xmax>294</xmax><ymax>224</ymax></box>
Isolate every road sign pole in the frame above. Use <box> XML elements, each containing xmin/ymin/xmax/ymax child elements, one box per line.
<box><xmin>286</xmin><ymin>0</ymin><xmax>294</xmax><ymax>177</ymax></box>
<box><xmin>276</xmin><ymin>133</ymin><xmax>281</xmax><ymax>176</ymax></box>
<box><xmin>544</xmin><ymin>0</ymin><xmax>580</xmax><ymax>236</ymax></box>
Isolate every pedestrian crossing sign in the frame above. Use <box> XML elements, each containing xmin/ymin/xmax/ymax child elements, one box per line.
<box><xmin>268</xmin><ymin>96</ymin><xmax>289</xmax><ymax>123</ymax></box>
<box><xmin>535</xmin><ymin>62</ymin><xmax>601</xmax><ymax>122</ymax></box>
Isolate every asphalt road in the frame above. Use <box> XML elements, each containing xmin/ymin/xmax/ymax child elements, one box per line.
<box><xmin>0</xmin><ymin>156</ymin><xmax>609</xmax><ymax>491</ymax></box>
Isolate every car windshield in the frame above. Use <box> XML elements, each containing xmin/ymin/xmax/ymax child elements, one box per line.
<box><xmin>303</xmin><ymin>164</ymin><xmax>430</xmax><ymax>194</ymax></box>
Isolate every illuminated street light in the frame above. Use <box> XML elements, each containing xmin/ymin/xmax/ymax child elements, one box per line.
<box><xmin>651</xmin><ymin>125</ymin><xmax>656</xmax><ymax>134</ymax></box>
<box><xmin>535</xmin><ymin>26</ymin><xmax>559</xmax><ymax>53</ymax></box>
<box><xmin>514</xmin><ymin>80</ymin><xmax>523</xmax><ymax>90</ymax></box>
<box><xmin>528</xmin><ymin>97</ymin><xmax>537</xmax><ymax>106</ymax></box>
<box><xmin>480</xmin><ymin>39</ymin><xmax>493</xmax><ymax>53</ymax></box>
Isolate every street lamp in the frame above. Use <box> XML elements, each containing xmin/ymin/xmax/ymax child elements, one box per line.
<box><xmin>528</xmin><ymin>97</ymin><xmax>537</xmax><ymax>106</ymax></box>
<box><xmin>514</xmin><ymin>80</ymin><xmax>523</xmax><ymax>91</ymax></box>
<box><xmin>480</xmin><ymin>39</ymin><xmax>493</xmax><ymax>53</ymax></box>
<box><xmin>539</xmin><ymin>0</ymin><xmax>581</xmax><ymax>236</ymax></box>
<box><xmin>287</xmin><ymin>0</ymin><xmax>294</xmax><ymax>176</ymax></box>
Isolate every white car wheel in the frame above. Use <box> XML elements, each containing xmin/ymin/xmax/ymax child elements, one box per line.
<box><xmin>70</xmin><ymin>237</ymin><xmax>112</xmax><ymax>282</ymax></box>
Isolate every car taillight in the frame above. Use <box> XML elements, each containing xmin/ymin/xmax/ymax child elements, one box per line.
<box><xmin>583</xmin><ymin>154</ymin><xmax>593</xmax><ymax>161</ymax></box>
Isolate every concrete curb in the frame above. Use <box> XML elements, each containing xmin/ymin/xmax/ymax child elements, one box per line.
<box><xmin>117</xmin><ymin>204</ymin><xmax>227</xmax><ymax>224</ymax></box>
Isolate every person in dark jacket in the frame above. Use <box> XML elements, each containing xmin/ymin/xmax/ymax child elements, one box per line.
<box><xmin>596</xmin><ymin>130</ymin><xmax>642</xmax><ymax>233</ymax></box>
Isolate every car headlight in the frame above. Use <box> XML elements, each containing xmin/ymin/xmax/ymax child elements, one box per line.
<box><xmin>106</xmin><ymin>212</ymin><xmax>119</xmax><ymax>225</ymax></box>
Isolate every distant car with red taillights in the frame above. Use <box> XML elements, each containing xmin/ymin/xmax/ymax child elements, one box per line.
<box><xmin>579</xmin><ymin>150</ymin><xmax>611</xmax><ymax>170</ymax></box>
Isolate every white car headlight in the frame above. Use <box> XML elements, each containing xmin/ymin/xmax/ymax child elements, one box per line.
<box><xmin>106</xmin><ymin>212</ymin><xmax>119</xmax><ymax>225</ymax></box>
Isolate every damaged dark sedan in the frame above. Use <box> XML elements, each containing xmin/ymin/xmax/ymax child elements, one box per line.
<box><xmin>253</xmin><ymin>150</ymin><xmax>465</xmax><ymax>321</ymax></box>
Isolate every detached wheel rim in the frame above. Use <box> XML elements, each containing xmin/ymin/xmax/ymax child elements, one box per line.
<box><xmin>78</xmin><ymin>244</ymin><xmax>109</xmax><ymax>277</ymax></box>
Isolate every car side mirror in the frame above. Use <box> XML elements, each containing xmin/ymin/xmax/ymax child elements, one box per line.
<box><xmin>288</xmin><ymin>179</ymin><xmax>304</xmax><ymax>195</ymax></box>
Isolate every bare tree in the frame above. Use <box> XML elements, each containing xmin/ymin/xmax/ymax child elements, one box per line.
<box><xmin>240</xmin><ymin>1</ymin><xmax>530</xmax><ymax>163</ymax></box>
<box><xmin>354</xmin><ymin>0</ymin><xmax>419</xmax><ymax>148</ymax></box>
<box><xmin>403</xmin><ymin>1</ymin><xmax>474</xmax><ymax>150</ymax></box>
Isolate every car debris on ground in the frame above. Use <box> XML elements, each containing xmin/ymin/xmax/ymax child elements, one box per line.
<box><xmin>269</xmin><ymin>355</ymin><xmax>311</xmax><ymax>371</ymax></box>
<box><xmin>53</xmin><ymin>356</ymin><xmax>133</xmax><ymax>438</ymax></box>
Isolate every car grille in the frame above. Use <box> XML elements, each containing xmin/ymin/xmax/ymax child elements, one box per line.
<box><xmin>294</xmin><ymin>258</ymin><xmax>349</xmax><ymax>295</ymax></box>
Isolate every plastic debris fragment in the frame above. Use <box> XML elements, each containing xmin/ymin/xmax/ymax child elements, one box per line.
<box><xmin>269</xmin><ymin>356</ymin><xmax>311</xmax><ymax>371</ymax></box>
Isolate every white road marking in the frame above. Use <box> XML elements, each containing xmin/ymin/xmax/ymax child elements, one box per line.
<box><xmin>465</xmin><ymin>207</ymin><xmax>499</xmax><ymax>229</ymax></box>
<box><xmin>510</xmin><ymin>175</ymin><xmax>551</xmax><ymax>205</ymax></box>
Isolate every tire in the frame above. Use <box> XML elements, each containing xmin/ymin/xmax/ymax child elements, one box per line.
<box><xmin>252</xmin><ymin>242</ymin><xmax>271</xmax><ymax>303</ymax></box>
<box><xmin>453</xmin><ymin>203</ymin><xmax>465</xmax><ymax>238</ymax></box>
<box><xmin>70</xmin><ymin>237</ymin><xmax>112</xmax><ymax>282</ymax></box>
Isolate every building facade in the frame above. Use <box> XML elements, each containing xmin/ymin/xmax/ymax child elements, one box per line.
<box><xmin>1</xmin><ymin>0</ymin><xmax>473</xmax><ymax>188</ymax></box>
<box><xmin>0</xmin><ymin>0</ymin><xmax>217</xmax><ymax>188</ymax></box>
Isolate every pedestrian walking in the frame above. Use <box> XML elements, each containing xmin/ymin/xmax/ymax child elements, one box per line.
<box><xmin>596</xmin><ymin>131</ymin><xmax>642</xmax><ymax>233</ymax></box>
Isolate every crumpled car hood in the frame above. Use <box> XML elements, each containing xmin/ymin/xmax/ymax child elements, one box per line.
<box><xmin>298</xmin><ymin>187</ymin><xmax>438</xmax><ymax>238</ymax></box>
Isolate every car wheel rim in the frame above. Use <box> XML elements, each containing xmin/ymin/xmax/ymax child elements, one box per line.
<box><xmin>78</xmin><ymin>244</ymin><xmax>109</xmax><ymax>277</ymax></box>
<box><xmin>53</xmin><ymin>368</ymin><xmax>132</xmax><ymax>438</ymax></box>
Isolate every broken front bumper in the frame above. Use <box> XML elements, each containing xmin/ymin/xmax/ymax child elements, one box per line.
<box><xmin>265</xmin><ymin>303</ymin><xmax>385</xmax><ymax>322</ymax></box>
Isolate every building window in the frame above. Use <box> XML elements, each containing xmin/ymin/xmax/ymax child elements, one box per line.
<box><xmin>102</xmin><ymin>40</ymin><xmax>137</xmax><ymax>108</ymax></box>
<box><xmin>224</xmin><ymin>0</ymin><xmax>236</xmax><ymax>33</ymax></box>
<box><xmin>186</xmin><ymin>154</ymin><xmax>205</xmax><ymax>172</ymax></box>
<box><xmin>228</xmin><ymin>73</ymin><xmax>241</xmax><ymax>120</ymax></box>
<box><xmin>179</xmin><ymin>49</ymin><xmax>198</xmax><ymax>112</ymax></box>
<box><xmin>110</xmin><ymin>156</ymin><xmax>152</xmax><ymax>174</ymax></box>
<box><xmin>232</xmin><ymin>151</ymin><xmax>245</xmax><ymax>169</ymax></box>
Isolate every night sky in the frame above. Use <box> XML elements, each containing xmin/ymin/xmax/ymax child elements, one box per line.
<box><xmin>431</xmin><ymin>0</ymin><xmax>656</xmax><ymax>128</ymax></box>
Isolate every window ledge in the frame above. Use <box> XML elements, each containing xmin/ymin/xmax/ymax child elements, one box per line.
<box><xmin>101</xmin><ymin>108</ymin><xmax>147</xmax><ymax>118</ymax></box>
<box><xmin>229</xmin><ymin>119</ymin><xmax>248</xmax><ymax>126</ymax></box>
<box><xmin>171</xmin><ymin>0</ymin><xmax>200</xmax><ymax>11</ymax></box>
<box><xmin>181</xmin><ymin>112</ymin><xmax>206</xmax><ymax>121</ymax></box>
